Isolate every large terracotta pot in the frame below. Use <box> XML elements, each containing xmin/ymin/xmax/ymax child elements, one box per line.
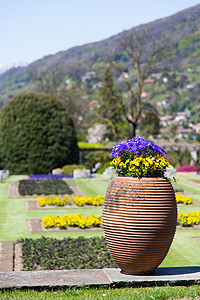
<box><xmin>102</xmin><ymin>175</ymin><xmax>177</xmax><ymax>275</ymax></box>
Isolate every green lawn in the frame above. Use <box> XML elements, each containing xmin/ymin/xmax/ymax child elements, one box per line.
<box><xmin>174</xmin><ymin>172</ymin><xmax>200</xmax><ymax>200</ymax></box>
<box><xmin>160</xmin><ymin>229</ymin><xmax>200</xmax><ymax>267</ymax></box>
<box><xmin>0</xmin><ymin>176</ymin><xmax>104</xmax><ymax>241</ymax></box>
<box><xmin>1</xmin><ymin>174</ymin><xmax>200</xmax><ymax>268</ymax></box>
<box><xmin>176</xmin><ymin>172</ymin><xmax>200</xmax><ymax>182</ymax></box>
<box><xmin>72</xmin><ymin>175</ymin><xmax>110</xmax><ymax>196</ymax></box>
<box><xmin>1</xmin><ymin>285</ymin><xmax>200</xmax><ymax>299</ymax></box>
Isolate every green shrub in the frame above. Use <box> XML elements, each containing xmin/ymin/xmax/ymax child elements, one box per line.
<box><xmin>0</xmin><ymin>92</ymin><xmax>79</xmax><ymax>174</ymax></box>
<box><xmin>82</xmin><ymin>151</ymin><xmax>110</xmax><ymax>170</ymax></box>
<box><xmin>62</xmin><ymin>164</ymin><xmax>85</xmax><ymax>174</ymax></box>
<box><xmin>166</xmin><ymin>150</ymin><xmax>190</xmax><ymax>168</ymax></box>
<box><xmin>96</xmin><ymin>161</ymin><xmax>111</xmax><ymax>174</ymax></box>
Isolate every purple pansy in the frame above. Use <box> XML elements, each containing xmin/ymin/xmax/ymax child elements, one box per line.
<box><xmin>111</xmin><ymin>136</ymin><xmax>167</xmax><ymax>158</ymax></box>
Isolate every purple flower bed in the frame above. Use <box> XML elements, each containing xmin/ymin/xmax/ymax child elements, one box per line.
<box><xmin>29</xmin><ymin>174</ymin><xmax>94</xmax><ymax>180</ymax></box>
<box><xmin>19</xmin><ymin>179</ymin><xmax>73</xmax><ymax>195</ymax></box>
<box><xmin>29</xmin><ymin>174</ymin><xmax>73</xmax><ymax>180</ymax></box>
<box><xmin>18</xmin><ymin>237</ymin><xmax>117</xmax><ymax>271</ymax></box>
<box><xmin>176</xmin><ymin>165</ymin><xmax>197</xmax><ymax>172</ymax></box>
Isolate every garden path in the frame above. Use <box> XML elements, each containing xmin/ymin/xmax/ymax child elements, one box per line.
<box><xmin>1</xmin><ymin>266</ymin><xmax>200</xmax><ymax>288</ymax></box>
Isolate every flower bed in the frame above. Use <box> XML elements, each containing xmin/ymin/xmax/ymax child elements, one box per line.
<box><xmin>19</xmin><ymin>179</ymin><xmax>73</xmax><ymax>195</ymax></box>
<box><xmin>40</xmin><ymin>210</ymin><xmax>200</xmax><ymax>231</ymax></box>
<box><xmin>37</xmin><ymin>194</ymin><xmax>190</xmax><ymax>207</ymax></box>
<box><xmin>37</xmin><ymin>195</ymin><xmax>104</xmax><ymax>207</ymax></box>
<box><xmin>178</xmin><ymin>211</ymin><xmax>200</xmax><ymax>227</ymax></box>
<box><xmin>17</xmin><ymin>236</ymin><xmax>117</xmax><ymax>271</ymax></box>
<box><xmin>176</xmin><ymin>165</ymin><xmax>196</xmax><ymax>173</ymax></box>
<box><xmin>71</xmin><ymin>195</ymin><xmax>104</xmax><ymax>206</ymax></box>
<box><xmin>42</xmin><ymin>214</ymin><xmax>102</xmax><ymax>229</ymax></box>
<box><xmin>176</xmin><ymin>194</ymin><xmax>193</xmax><ymax>205</ymax></box>
<box><xmin>29</xmin><ymin>174</ymin><xmax>73</xmax><ymax>179</ymax></box>
<box><xmin>37</xmin><ymin>196</ymin><xmax>72</xmax><ymax>207</ymax></box>
<box><xmin>29</xmin><ymin>173</ymin><xmax>94</xmax><ymax>179</ymax></box>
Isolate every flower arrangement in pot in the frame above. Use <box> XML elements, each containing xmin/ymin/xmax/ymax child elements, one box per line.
<box><xmin>102</xmin><ymin>136</ymin><xmax>177</xmax><ymax>275</ymax></box>
<box><xmin>110</xmin><ymin>136</ymin><xmax>169</xmax><ymax>177</ymax></box>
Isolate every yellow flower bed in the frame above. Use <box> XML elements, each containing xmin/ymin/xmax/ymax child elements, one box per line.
<box><xmin>42</xmin><ymin>214</ymin><xmax>102</xmax><ymax>229</ymax></box>
<box><xmin>72</xmin><ymin>195</ymin><xmax>104</xmax><ymax>206</ymax></box>
<box><xmin>37</xmin><ymin>196</ymin><xmax>71</xmax><ymax>207</ymax></box>
<box><xmin>38</xmin><ymin>194</ymin><xmax>193</xmax><ymax>207</ymax></box>
<box><xmin>42</xmin><ymin>211</ymin><xmax>200</xmax><ymax>229</ymax></box>
<box><xmin>177</xmin><ymin>211</ymin><xmax>200</xmax><ymax>227</ymax></box>
<box><xmin>37</xmin><ymin>195</ymin><xmax>104</xmax><ymax>207</ymax></box>
<box><xmin>175</xmin><ymin>194</ymin><xmax>193</xmax><ymax>205</ymax></box>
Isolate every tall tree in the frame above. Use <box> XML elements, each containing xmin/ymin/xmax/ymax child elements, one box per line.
<box><xmin>108</xmin><ymin>27</ymin><xmax>170</xmax><ymax>138</ymax></box>
<box><xmin>138</xmin><ymin>107</ymin><xmax>160</xmax><ymax>138</ymax></box>
<box><xmin>95</xmin><ymin>66</ymin><xmax>123</xmax><ymax>140</ymax></box>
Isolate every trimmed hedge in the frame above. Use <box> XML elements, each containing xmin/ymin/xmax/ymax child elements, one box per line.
<box><xmin>0</xmin><ymin>92</ymin><xmax>79</xmax><ymax>174</ymax></box>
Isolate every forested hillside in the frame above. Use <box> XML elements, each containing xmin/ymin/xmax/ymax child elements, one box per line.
<box><xmin>0</xmin><ymin>3</ymin><xmax>200</xmax><ymax>141</ymax></box>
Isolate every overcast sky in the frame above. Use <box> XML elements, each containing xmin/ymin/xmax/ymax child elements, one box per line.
<box><xmin>1</xmin><ymin>0</ymin><xmax>199</xmax><ymax>67</ymax></box>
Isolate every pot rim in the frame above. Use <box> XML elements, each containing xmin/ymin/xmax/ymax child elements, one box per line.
<box><xmin>117</xmin><ymin>174</ymin><xmax>165</xmax><ymax>178</ymax></box>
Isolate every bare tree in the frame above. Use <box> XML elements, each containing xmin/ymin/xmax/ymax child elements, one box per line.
<box><xmin>108</xmin><ymin>27</ymin><xmax>170</xmax><ymax>138</ymax></box>
<box><xmin>33</xmin><ymin>66</ymin><xmax>89</xmax><ymax>137</ymax></box>
<box><xmin>34</xmin><ymin>66</ymin><xmax>65</xmax><ymax>97</ymax></box>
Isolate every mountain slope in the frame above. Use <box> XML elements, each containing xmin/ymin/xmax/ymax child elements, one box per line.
<box><xmin>0</xmin><ymin>4</ymin><xmax>200</xmax><ymax>106</ymax></box>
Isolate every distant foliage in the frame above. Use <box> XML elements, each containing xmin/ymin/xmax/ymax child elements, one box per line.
<box><xmin>178</xmin><ymin>31</ymin><xmax>200</xmax><ymax>52</ymax></box>
<box><xmin>62</xmin><ymin>164</ymin><xmax>85</xmax><ymax>175</ymax></box>
<box><xmin>166</xmin><ymin>150</ymin><xmax>191</xmax><ymax>168</ymax></box>
<box><xmin>98</xmin><ymin>66</ymin><xmax>123</xmax><ymax>140</ymax></box>
<box><xmin>0</xmin><ymin>92</ymin><xmax>79</xmax><ymax>174</ymax></box>
<box><xmin>138</xmin><ymin>108</ymin><xmax>160</xmax><ymax>138</ymax></box>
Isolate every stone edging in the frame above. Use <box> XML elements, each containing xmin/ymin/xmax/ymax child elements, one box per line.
<box><xmin>14</xmin><ymin>243</ymin><xmax>23</xmax><ymax>271</ymax></box>
<box><xmin>7</xmin><ymin>182</ymin><xmax>21</xmax><ymax>198</ymax></box>
<box><xmin>7</xmin><ymin>180</ymin><xmax>86</xmax><ymax>199</ymax></box>
<box><xmin>0</xmin><ymin>241</ymin><xmax>23</xmax><ymax>272</ymax></box>
<box><xmin>26</xmin><ymin>200</ymin><xmax>103</xmax><ymax>210</ymax></box>
<box><xmin>1</xmin><ymin>266</ymin><xmax>200</xmax><ymax>288</ymax></box>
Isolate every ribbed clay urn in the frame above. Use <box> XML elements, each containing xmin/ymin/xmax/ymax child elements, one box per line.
<box><xmin>102</xmin><ymin>175</ymin><xmax>177</xmax><ymax>275</ymax></box>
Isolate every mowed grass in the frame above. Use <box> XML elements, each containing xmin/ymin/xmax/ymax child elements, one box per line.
<box><xmin>1</xmin><ymin>285</ymin><xmax>200</xmax><ymax>300</ymax></box>
<box><xmin>0</xmin><ymin>176</ymin><xmax>104</xmax><ymax>241</ymax></box>
<box><xmin>72</xmin><ymin>175</ymin><xmax>110</xmax><ymax>196</ymax></box>
<box><xmin>0</xmin><ymin>174</ymin><xmax>200</xmax><ymax>268</ymax></box>
<box><xmin>176</xmin><ymin>171</ymin><xmax>200</xmax><ymax>183</ymax></box>
<box><xmin>174</xmin><ymin>172</ymin><xmax>200</xmax><ymax>202</ymax></box>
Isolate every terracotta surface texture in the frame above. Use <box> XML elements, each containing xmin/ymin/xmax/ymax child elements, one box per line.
<box><xmin>102</xmin><ymin>176</ymin><xmax>177</xmax><ymax>275</ymax></box>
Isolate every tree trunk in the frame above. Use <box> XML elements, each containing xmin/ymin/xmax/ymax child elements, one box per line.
<box><xmin>129</xmin><ymin>122</ymin><xmax>137</xmax><ymax>138</ymax></box>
